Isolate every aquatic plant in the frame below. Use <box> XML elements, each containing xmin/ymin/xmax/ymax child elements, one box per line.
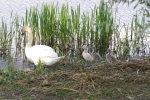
<box><xmin>19</xmin><ymin>0</ymin><xmax>114</xmax><ymax>57</ymax></box>
<box><xmin>0</xmin><ymin>18</ymin><xmax>13</xmax><ymax>60</ymax></box>
<box><xmin>2</xmin><ymin>0</ymin><xmax>150</xmax><ymax>65</ymax></box>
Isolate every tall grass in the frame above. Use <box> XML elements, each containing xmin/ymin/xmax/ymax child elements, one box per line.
<box><xmin>20</xmin><ymin>0</ymin><xmax>114</xmax><ymax>57</ymax></box>
<box><xmin>0</xmin><ymin>18</ymin><xmax>13</xmax><ymax>59</ymax></box>
<box><xmin>130</xmin><ymin>11</ymin><xmax>149</xmax><ymax>56</ymax></box>
<box><xmin>1</xmin><ymin>0</ymin><xmax>149</xmax><ymax>65</ymax></box>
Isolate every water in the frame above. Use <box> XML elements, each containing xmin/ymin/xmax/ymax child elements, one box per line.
<box><xmin>0</xmin><ymin>57</ymin><xmax>33</xmax><ymax>71</ymax></box>
<box><xmin>0</xmin><ymin>0</ymin><xmax>143</xmax><ymax>27</ymax></box>
<box><xmin>0</xmin><ymin>0</ymin><xmax>145</xmax><ymax>39</ymax></box>
<box><xmin>0</xmin><ymin>0</ymin><xmax>147</xmax><ymax>70</ymax></box>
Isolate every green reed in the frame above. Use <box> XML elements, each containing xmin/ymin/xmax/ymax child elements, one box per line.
<box><xmin>59</xmin><ymin>3</ymin><xmax>70</xmax><ymax>51</ymax></box>
<box><xmin>0</xmin><ymin>0</ymin><xmax>128</xmax><ymax>65</ymax></box>
<box><xmin>0</xmin><ymin>0</ymin><xmax>150</xmax><ymax>67</ymax></box>
<box><xmin>130</xmin><ymin>11</ymin><xmax>148</xmax><ymax>55</ymax></box>
<box><xmin>117</xmin><ymin>23</ymin><xmax>130</xmax><ymax>58</ymax></box>
<box><xmin>40</xmin><ymin>2</ymin><xmax>59</xmax><ymax>47</ymax></box>
<box><xmin>71</xmin><ymin>5</ymin><xmax>80</xmax><ymax>48</ymax></box>
<box><xmin>0</xmin><ymin>18</ymin><xmax>14</xmax><ymax>61</ymax></box>
<box><xmin>14</xmin><ymin>14</ymin><xmax>20</xmax><ymax>57</ymax></box>
<box><xmin>0</xmin><ymin>19</ymin><xmax>8</xmax><ymax>57</ymax></box>
<box><xmin>19</xmin><ymin>0</ymin><xmax>114</xmax><ymax>56</ymax></box>
<box><xmin>0</xmin><ymin>0</ymin><xmax>149</xmax><ymax>66</ymax></box>
<box><xmin>95</xmin><ymin>1</ymin><xmax>114</xmax><ymax>53</ymax></box>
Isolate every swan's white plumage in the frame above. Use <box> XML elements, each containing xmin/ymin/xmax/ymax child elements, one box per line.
<box><xmin>25</xmin><ymin>45</ymin><xmax>58</xmax><ymax>59</ymax></box>
<box><xmin>82</xmin><ymin>45</ymin><xmax>94</xmax><ymax>61</ymax></box>
<box><xmin>22</xmin><ymin>26</ymin><xmax>64</xmax><ymax>66</ymax></box>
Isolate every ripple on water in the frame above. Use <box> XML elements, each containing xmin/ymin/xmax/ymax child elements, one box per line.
<box><xmin>0</xmin><ymin>57</ymin><xmax>34</xmax><ymax>71</ymax></box>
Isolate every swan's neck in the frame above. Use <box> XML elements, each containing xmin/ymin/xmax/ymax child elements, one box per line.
<box><xmin>108</xmin><ymin>51</ymin><xmax>111</xmax><ymax>54</ymax></box>
<box><xmin>127</xmin><ymin>57</ymin><xmax>130</xmax><ymax>62</ymax></box>
<box><xmin>84</xmin><ymin>48</ymin><xmax>87</xmax><ymax>53</ymax></box>
<box><xmin>26</xmin><ymin>28</ymin><xmax>33</xmax><ymax>48</ymax></box>
<box><xmin>92</xmin><ymin>49</ymin><xmax>94</xmax><ymax>53</ymax></box>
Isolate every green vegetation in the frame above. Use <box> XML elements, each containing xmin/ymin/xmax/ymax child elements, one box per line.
<box><xmin>111</xmin><ymin>0</ymin><xmax>150</xmax><ymax>56</ymax></box>
<box><xmin>22</xmin><ymin>0</ymin><xmax>114</xmax><ymax>55</ymax></box>
<box><xmin>1</xmin><ymin>0</ymin><xmax>149</xmax><ymax>61</ymax></box>
<box><xmin>0</xmin><ymin>0</ymin><xmax>150</xmax><ymax>99</ymax></box>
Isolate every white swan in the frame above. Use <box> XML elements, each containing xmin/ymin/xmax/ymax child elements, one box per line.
<box><xmin>22</xmin><ymin>26</ymin><xmax>65</xmax><ymax>66</ymax></box>
<box><xmin>82</xmin><ymin>45</ymin><xmax>94</xmax><ymax>61</ymax></box>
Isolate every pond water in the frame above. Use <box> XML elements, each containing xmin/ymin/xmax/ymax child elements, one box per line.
<box><xmin>0</xmin><ymin>0</ymin><xmax>143</xmax><ymax>28</ymax></box>
<box><xmin>0</xmin><ymin>57</ymin><xmax>33</xmax><ymax>71</ymax></box>
<box><xmin>0</xmin><ymin>0</ymin><xmax>146</xmax><ymax>70</ymax></box>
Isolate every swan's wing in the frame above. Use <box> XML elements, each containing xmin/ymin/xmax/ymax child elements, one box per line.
<box><xmin>41</xmin><ymin>56</ymin><xmax>65</xmax><ymax>65</ymax></box>
<box><xmin>131</xmin><ymin>58</ymin><xmax>144</xmax><ymax>63</ymax></box>
<box><xmin>27</xmin><ymin>45</ymin><xmax>58</xmax><ymax>58</ymax></box>
<box><xmin>32</xmin><ymin>45</ymin><xmax>56</xmax><ymax>53</ymax></box>
<box><xmin>92</xmin><ymin>53</ymin><xmax>103</xmax><ymax>61</ymax></box>
<box><xmin>82</xmin><ymin>52</ymin><xmax>94</xmax><ymax>61</ymax></box>
<box><xmin>106</xmin><ymin>54</ymin><xmax>117</xmax><ymax>63</ymax></box>
<box><xmin>33</xmin><ymin>56</ymin><xmax>65</xmax><ymax>66</ymax></box>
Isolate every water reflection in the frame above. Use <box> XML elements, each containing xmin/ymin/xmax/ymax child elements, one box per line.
<box><xmin>0</xmin><ymin>57</ymin><xmax>34</xmax><ymax>71</ymax></box>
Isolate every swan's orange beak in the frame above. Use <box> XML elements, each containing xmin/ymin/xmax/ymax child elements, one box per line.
<box><xmin>21</xmin><ymin>32</ymin><xmax>24</xmax><ymax>36</ymax></box>
<box><xmin>21</xmin><ymin>29</ymin><xmax>24</xmax><ymax>36</ymax></box>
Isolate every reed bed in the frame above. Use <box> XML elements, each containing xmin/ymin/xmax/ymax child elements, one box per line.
<box><xmin>0</xmin><ymin>18</ymin><xmax>13</xmax><ymax>60</ymax></box>
<box><xmin>0</xmin><ymin>1</ymin><xmax>150</xmax><ymax>99</ymax></box>
<box><xmin>19</xmin><ymin>0</ymin><xmax>114</xmax><ymax>57</ymax></box>
<box><xmin>0</xmin><ymin>0</ymin><xmax>149</xmax><ymax>65</ymax></box>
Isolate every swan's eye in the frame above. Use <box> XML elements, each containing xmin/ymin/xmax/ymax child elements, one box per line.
<box><xmin>21</xmin><ymin>33</ymin><xmax>24</xmax><ymax>36</ymax></box>
<box><xmin>21</xmin><ymin>31</ymin><xmax>25</xmax><ymax>36</ymax></box>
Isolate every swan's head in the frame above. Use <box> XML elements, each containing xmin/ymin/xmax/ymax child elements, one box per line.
<box><xmin>21</xmin><ymin>26</ymin><xmax>31</xmax><ymax>36</ymax></box>
<box><xmin>21</xmin><ymin>26</ymin><xmax>26</xmax><ymax>36</ymax></box>
<box><xmin>126</xmin><ymin>54</ymin><xmax>131</xmax><ymax>59</ymax></box>
<box><xmin>92</xmin><ymin>46</ymin><xmax>96</xmax><ymax>52</ymax></box>
<box><xmin>107</xmin><ymin>48</ymin><xmax>112</xmax><ymax>54</ymax></box>
<box><xmin>82</xmin><ymin>45</ymin><xmax>87</xmax><ymax>50</ymax></box>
